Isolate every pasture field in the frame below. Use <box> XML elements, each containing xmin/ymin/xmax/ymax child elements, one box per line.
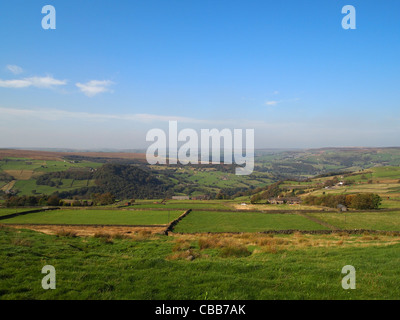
<box><xmin>173</xmin><ymin>211</ymin><xmax>328</xmax><ymax>233</ymax></box>
<box><xmin>13</xmin><ymin>179</ymin><xmax>66</xmax><ymax>196</ymax></box>
<box><xmin>358</xmin><ymin>166</ymin><xmax>400</xmax><ymax>181</ymax></box>
<box><xmin>1</xmin><ymin>226</ymin><xmax>400</xmax><ymax>299</ymax></box>
<box><xmin>308</xmin><ymin>211</ymin><xmax>400</xmax><ymax>231</ymax></box>
<box><xmin>380</xmin><ymin>198</ymin><xmax>400</xmax><ymax>209</ymax></box>
<box><xmin>0</xmin><ymin>158</ymin><xmax>102</xmax><ymax>173</ymax></box>
<box><xmin>13</xmin><ymin>179</ymin><xmax>97</xmax><ymax>196</ymax></box>
<box><xmin>0</xmin><ymin>208</ymin><xmax>33</xmax><ymax>217</ymax></box>
<box><xmin>131</xmin><ymin>200</ymin><xmax>234</xmax><ymax>210</ymax></box>
<box><xmin>35</xmin><ymin>160</ymin><xmax>102</xmax><ymax>173</ymax></box>
<box><xmin>0</xmin><ymin>209</ymin><xmax>183</xmax><ymax>226</ymax></box>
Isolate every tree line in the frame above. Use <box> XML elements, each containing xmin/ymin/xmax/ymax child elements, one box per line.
<box><xmin>303</xmin><ymin>193</ymin><xmax>382</xmax><ymax>210</ymax></box>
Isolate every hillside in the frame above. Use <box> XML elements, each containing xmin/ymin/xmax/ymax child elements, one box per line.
<box><xmin>1</xmin><ymin>148</ymin><xmax>400</xmax><ymax>201</ymax></box>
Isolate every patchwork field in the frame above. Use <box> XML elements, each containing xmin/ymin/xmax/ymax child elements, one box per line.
<box><xmin>0</xmin><ymin>209</ymin><xmax>183</xmax><ymax>226</ymax></box>
<box><xmin>0</xmin><ymin>157</ymin><xmax>103</xmax><ymax>196</ymax></box>
<box><xmin>173</xmin><ymin>211</ymin><xmax>328</xmax><ymax>233</ymax></box>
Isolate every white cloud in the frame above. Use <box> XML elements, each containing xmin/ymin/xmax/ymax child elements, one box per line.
<box><xmin>6</xmin><ymin>65</ymin><xmax>23</xmax><ymax>75</ymax></box>
<box><xmin>0</xmin><ymin>76</ymin><xmax>67</xmax><ymax>89</ymax></box>
<box><xmin>76</xmin><ymin>80</ymin><xmax>114</xmax><ymax>97</ymax></box>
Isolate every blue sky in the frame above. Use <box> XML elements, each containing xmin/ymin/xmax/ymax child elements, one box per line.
<box><xmin>0</xmin><ymin>0</ymin><xmax>400</xmax><ymax>149</ymax></box>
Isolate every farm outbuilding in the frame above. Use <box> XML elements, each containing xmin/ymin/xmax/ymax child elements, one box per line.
<box><xmin>171</xmin><ymin>196</ymin><xmax>190</xmax><ymax>200</ymax></box>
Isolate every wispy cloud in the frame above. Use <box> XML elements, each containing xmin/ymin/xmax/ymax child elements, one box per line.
<box><xmin>0</xmin><ymin>106</ymin><xmax>270</xmax><ymax>128</ymax></box>
<box><xmin>265</xmin><ymin>98</ymin><xmax>300</xmax><ymax>107</ymax></box>
<box><xmin>0</xmin><ymin>76</ymin><xmax>67</xmax><ymax>89</ymax></box>
<box><xmin>76</xmin><ymin>80</ymin><xmax>114</xmax><ymax>97</ymax></box>
<box><xmin>0</xmin><ymin>107</ymin><xmax>204</xmax><ymax>123</ymax></box>
<box><xmin>6</xmin><ymin>65</ymin><xmax>23</xmax><ymax>75</ymax></box>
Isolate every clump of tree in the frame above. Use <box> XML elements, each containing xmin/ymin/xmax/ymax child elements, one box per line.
<box><xmin>250</xmin><ymin>193</ymin><xmax>262</xmax><ymax>204</ymax></box>
<box><xmin>93</xmin><ymin>164</ymin><xmax>171</xmax><ymax>199</ymax></box>
<box><xmin>5</xmin><ymin>194</ymin><xmax>61</xmax><ymax>207</ymax></box>
<box><xmin>0</xmin><ymin>171</ymin><xmax>13</xmax><ymax>183</ymax></box>
<box><xmin>343</xmin><ymin>179</ymin><xmax>355</xmax><ymax>186</ymax></box>
<box><xmin>303</xmin><ymin>193</ymin><xmax>381</xmax><ymax>210</ymax></box>
<box><xmin>91</xmin><ymin>192</ymin><xmax>116</xmax><ymax>205</ymax></box>
<box><xmin>324</xmin><ymin>177</ymin><xmax>339</xmax><ymax>187</ymax></box>
<box><xmin>215</xmin><ymin>192</ymin><xmax>230</xmax><ymax>200</ymax></box>
<box><xmin>250</xmin><ymin>182</ymin><xmax>283</xmax><ymax>204</ymax></box>
<box><xmin>60</xmin><ymin>199</ymin><xmax>93</xmax><ymax>207</ymax></box>
<box><xmin>51</xmin><ymin>164</ymin><xmax>173</xmax><ymax>200</ymax></box>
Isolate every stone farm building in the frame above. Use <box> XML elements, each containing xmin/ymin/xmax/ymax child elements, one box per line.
<box><xmin>268</xmin><ymin>197</ymin><xmax>301</xmax><ymax>205</ymax></box>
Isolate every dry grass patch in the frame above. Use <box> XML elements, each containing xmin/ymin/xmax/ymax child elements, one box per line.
<box><xmin>11</xmin><ymin>237</ymin><xmax>32</xmax><ymax>247</ymax></box>
<box><xmin>166</xmin><ymin>249</ymin><xmax>200</xmax><ymax>261</ymax></box>
<box><xmin>5</xmin><ymin>224</ymin><xmax>164</xmax><ymax>238</ymax></box>
<box><xmin>0</xmin><ymin>180</ymin><xmax>16</xmax><ymax>191</ymax></box>
<box><xmin>56</xmin><ymin>229</ymin><xmax>78</xmax><ymax>238</ymax></box>
<box><xmin>171</xmin><ymin>232</ymin><xmax>400</xmax><ymax>258</ymax></box>
<box><xmin>4</xmin><ymin>170</ymin><xmax>34</xmax><ymax>180</ymax></box>
<box><xmin>172</xmin><ymin>238</ymin><xmax>194</xmax><ymax>252</ymax></box>
<box><xmin>220</xmin><ymin>245</ymin><xmax>251</xmax><ymax>258</ymax></box>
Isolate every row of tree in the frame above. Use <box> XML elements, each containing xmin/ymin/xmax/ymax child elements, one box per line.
<box><xmin>4</xmin><ymin>192</ymin><xmax>117</xmax><ymax>207</ymax></box>
<box><xmin>303</xmin><ymin>193</ymin><xmax>382</xmax><ymax>210</ymax></box>
<box><xmin>5</xmin><ymin>195</ymin><xmax>62</xmax><ymax>207</ymax></box>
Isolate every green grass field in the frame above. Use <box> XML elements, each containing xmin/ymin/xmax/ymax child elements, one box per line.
<box><xmin>174</xmin><ymin>211</ymin><xmax>328</xmax><ymax>233</ymax></box>
<box><xmin>0</xmin><ymin>209</ymin><xmax>183</xmax><ymax>225</ymax></box>
<box><xmin>0</xmin><ymin>208</ymin><xmax>33</xmax><ymax>217</ymax></box>
<box><xmin>131</xmin><ymin>201</ymin><xmax>233</xmax><ymax>210</ymax></box>
<box><xmin>13</xmin><ymin>178</ymin><xmax>97</xmax><ymax>196</ymax></box>
<box><xmin>308</xmin><ymin>211</ymin><xmax>400</xmax><ymax>231</ymax></box>
<box><xmin>1</xmin><ymin>226</ymin><xmax>400</xmax><ymax>299</ymax></box>
<box><xmin>0</xmin><ymin>158</ymin><xmax>101</xmax><ymax>173</ymax></box>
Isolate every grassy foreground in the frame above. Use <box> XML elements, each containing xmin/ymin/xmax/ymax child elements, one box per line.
<box><xmin>1</xmin><ymin>226</ymin><xmax>400</xmax><ymax>299</ymax></box>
